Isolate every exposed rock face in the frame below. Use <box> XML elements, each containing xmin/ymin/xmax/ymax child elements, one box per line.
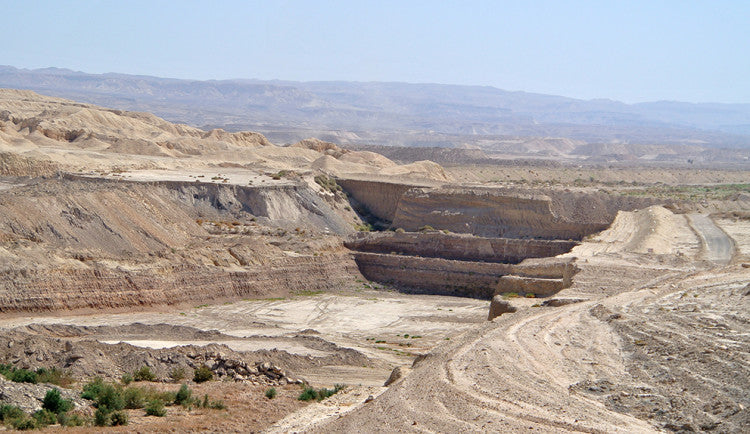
<box><xmin>353</xmin><ymin>252</ymin><xmax>514</xmax><ymax>298</ymax></box>
<box><xmin>0</xmin><ymin>177</ymin><xmax>363</xmax><ymax>313</ymax></box>
<box><xmin>345</xmin><ymin>232</ymin><xmax>579</xmax><ymax>299</ymax></box>
<box><xmin>339</xmin><ymin>180</ymin><xmax>664</xmax><ymax>240</ymax></box>
<box><xmin>488</xmin><ymin>296</ymin><xmax>517</xmax><ymax>320</ymax></box>
<box><xmin>0</xmin><ymin>256</ymin><xmax>360</xmax><ymax>313</ymax></box>
<box><xmin>393</xmin><ymin>187</ymin><xmax>607</xmax><ymax>239</ymax></box>
<box><xmin>345</xmin><ymin>232</ymin><xmax>577</xmax><ymax>264</ymax></box>
<box><xmin>337</xmin><ymin>179</ymin><xmax>422</xmax><ymax>222</ymax></box>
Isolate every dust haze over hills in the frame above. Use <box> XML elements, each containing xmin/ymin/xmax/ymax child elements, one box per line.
<box><xmin>2</xmin><ymin>65</ymin><xmax>750</xmax><ymax>157</ymax></box>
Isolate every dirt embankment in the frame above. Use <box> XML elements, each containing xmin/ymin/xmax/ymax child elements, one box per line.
<box><xmin>0</xmin><ymin>177</ymin><xmax>363</xmax><ymax>313</ymax></box>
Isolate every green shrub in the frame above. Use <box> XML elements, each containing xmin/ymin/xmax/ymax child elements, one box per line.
<box><xmin>96</xmin><ymin>384</ymin><xmax>125</xmax><ymax>411</ymax></box>
<box><xmin>122</xmin><ymin>387</ymin><xmax>146</xmax><ymax>409</ymax></box>
<box><xmin>193</xmin><ymin>365</ymin><xmax>213</xmax><ymax>383</ymax></box>
<box><xmin>145</xmin><ymin>400</ymin><xmax>166</xmax><ymax>417</ymax></box>
<box><xmin>0</xmin><ymin>404</ymin><xmax>25</xmax><ymax>421</ymax></box>
<box><xmin>36</xmin><ymin>367</ymin><xmax>75</xmax><ymax>387</ymax></box>
<box><xmin>265</xmin><ymin>388</ymin><xmax>277</xmax><ymax>399</ymax></box>
<box><xmin>169</xmin><ymin>367</ymin><xmax>187</xmax><ymax>382</ymax></box>
<box><xmin>133</xmin><ymin>366</ymin><xmax>156</xmax><ymax>382</ymax></box>
<box><xmin>81</xmin><ymin>377</ymin><xmax>106</xmax><ymax>400</ymax></box>
<box><xmin>121</xmin><ymin>373</ymin><xmax>133</xmax><ymax>385</ymax></box>
<box><xmin>43</xmin><ymin>388</ymin><xmax>73</xmax><ymax>414</ymax></box>
<box><xmin>10</xmin><ymin>415</ymin><xmax>37</xmax><ymax>430</ymax></box>
<box><xmin>110</xmin><ymin>410</ymin><xmax>128</xmax><ymax>426</ymax></box>
<box><xmin>199</xmin><ymin>394</ymin><xmax>210</xmax><ymax>408</ymax></box>
<box><xmin>9</xmin><ymin>368</ymin><xmax>38</xmax><ymax>384</ymax></box>
<box><xmin>298</xmin><ymin>384</ymin><xmax>344</xmax><ymax>402</ymax></box>
<box><xmin>209</xmin><ymin>400</ymin><xmax>226</xmax><ymax>410</ymax></box>
<box><xmin>94</xmin><ymin>406</ymin><xmax>110</xmax><ymax>426</ymax></box>
<box><xmin>32</xmin><ymin>409</ymin><xmax>57</xmax><ymax>427</ymax></box>
<box><xmin>174</xmin><ymin>384</ymin><xmax>192</xmax><ymax>406</ymax></box>
<box><xmin>56</xmin><ymin>411</ymin><xmax>86</xmax><ymax>427</ymax></box>
<box><xmin>418</xmin><ymin>225</ymin><xmax>435</xmax><ymax>232</ymax></box>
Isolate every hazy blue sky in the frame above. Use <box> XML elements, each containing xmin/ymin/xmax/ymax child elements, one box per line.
<box><xmin>1</xmin><ymin>1</ymin><xmax>748</xmax><ymax>103</ymax></box>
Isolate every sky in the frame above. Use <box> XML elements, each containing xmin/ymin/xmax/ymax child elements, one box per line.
<box><xmin>1</xmin><ymin>1</ymin><xmax>748</xmax><ymax>104</ymax></box>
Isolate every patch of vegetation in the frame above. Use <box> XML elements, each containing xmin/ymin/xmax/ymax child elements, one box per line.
<box><xmin>120</xmin><ymin>373</ymin><xmax>133</xmax><ymax>385</ymax></box>
<box><xmin>42</xmin><ymin>388</ymin><xmax>73</xmax><ymax>414</ymax></box>
<box><xmin>133</xmin><ymin>365</ymin><xmax>156</xmax><ymax>382</ymax></box>
<box><xmin>418</xmin><ymin>225</ymin><xmax>436</xmax><ymax>232</ymax></box>
<box><xmin>501</xmin><ymin>292</ymin><xmax>520</xmax><ymax>299</ymax></box>
<box><xmin>620</xmin><ymin>183</ymin><xmax>750</xmax><ymax>201</ymax></box>
<box><xmin>193</xmin><ymin>364</ymin><xmax>214</xmax><ymax>383</ymax></box>
<box><xmin>36</xmin><ymin>367</ymin><xmax>75</xmax><ymax>387</ymax></box>
<box><xmin>265</xmin><ymin>388</ymin><xmax>277</xmax><ymax>399</ymax></box>
<box><xmin>174</xmin><ymin>384</ymin><xmax>192</xmax><ymax>407</ymax></box>
<box><xmin>169</xmin><ymin>366</ymin><xmax>187</xmax><ymax>383</ymax></box>
<box><xmin>298</xmin><ymin>384</ymin><xmax>345</xmax><ymax>402</ymax></box>
<box><xmin>354</xmin><ymin>222</ymin><xmax>375</xmax><ymax>232</ymax></box>
<box><xmin>145</xmin><ymin>399</ymin><xmax>167</xmax><ymax>417</ymax></box>
<box><xmin>314</xmin><ymin>174</ymin><xmax>343</xmax><ymax>193</ymax></box>
<box><xmin>294</xmin><ymin>289</ymin><xmax>324</xmax><ymax>297</ymax></box>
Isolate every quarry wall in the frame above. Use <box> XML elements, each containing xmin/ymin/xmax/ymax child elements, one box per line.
<box><xmin>345</xmin><ymin>232</ymin><xmax>577</xmax><ymax>264</ymax></box>
<box><xmin>0</xmin><ymin>254</ymin><xmax>360</xmax><ymax>313</ymax></box>
<box><xmin>336</xmin><ymin>179</ymin><xmax>424</xmax><ymax>222</ymax></box>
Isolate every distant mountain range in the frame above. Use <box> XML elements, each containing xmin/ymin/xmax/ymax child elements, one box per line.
<box><xmin>1</xmin><ymin>65</ymin><xmax>749</xmax><ymax>149</ymax></box>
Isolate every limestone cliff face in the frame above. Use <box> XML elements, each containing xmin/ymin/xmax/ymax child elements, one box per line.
<box><xmin>345</xmin><ymin>232</ymin><xmax>577</xmax><ymax>264</ymax></box>
<box><xmin>391</xmin><ymin>187</ymin><xmax>662</xmax><ymax>240</ymax></box>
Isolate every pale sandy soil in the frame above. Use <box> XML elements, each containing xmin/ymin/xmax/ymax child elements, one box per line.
<box><xmin>715</xmin><ymin>218</ymin><xmax>750</xmax><ymax>261</ymax></box>
<box><xmin>0</xmin><ymin>290</ymin><xmax>487</xmax><ymax>387</ymax></box>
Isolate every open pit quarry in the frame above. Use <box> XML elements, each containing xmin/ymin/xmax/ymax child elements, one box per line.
<box><xmin>0</xmin><ymin>89</ymin><xmax>748</xmax><ymax>432</ymax></box>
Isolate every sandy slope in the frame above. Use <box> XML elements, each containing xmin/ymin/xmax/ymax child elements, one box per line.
<box><xmin>269</xmin><ymin>207</ymin><xmax>748</xmax><ymax>433</ymax></box>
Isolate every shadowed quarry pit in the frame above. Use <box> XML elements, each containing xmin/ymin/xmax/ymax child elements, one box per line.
<box><xmin>339</xmin><ymin>179</ymin><xmax>660</xmax><ymax>301</ymax></box>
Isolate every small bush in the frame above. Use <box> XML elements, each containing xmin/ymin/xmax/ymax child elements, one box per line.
<box><xmin>32</xmin><ymin>409</ymin><xmax>57</xmax><ymax>427</ymax></box>
<box><xmin>59</xmin><ymin>413</ymin><xmax>86</xmax><ymax>427</ymax></box>
<box><xmin>174</xmin><ymin>384</ymin><xmax>192</xmax><ymax>406</ymax></box>
<box><xmin>265</xmin><ymin>388</ymin><xmax>277</xmax><ymax>399</ymax></box>
<box><xmin>298</xmin><ymin>384</ymin><xmax>345</xmax><ymax>402</ymax></box>
<box><xmin>43</xmin><ymin>388</ymin><xmax>73</xmax><ymax>414</ymax></box>
<box><xmin>418</xmin><ymin>225</ymin><xmax>435</xmax><ymax>232</ymax></box>
<box><xmin>133</xmin><ymin>366</ymin><xmax>156</xmax><ymax>382</ymax></box>
<box><xmin>169</xmin><ymin>367</ymin><xmax>187</xmax><ymax>383</ymax></box>
<box><xmin>0</xmin><ymin>404</ymin><xmax>24</xmax><ymax>421</ymax></box>
<box><xmin>109</xmin><ymin>410</ymin><xmax>128</xmax><ymax>426</ymax></box>
<box><xmin>122</xmin><ymin>387</ymin><xmax>146</xmax><ymax>409</ymax></box>
<box><xmin>97</xmin><ymin>384</ymin><xmax>125</xmax><ymax>411</ymax></box>
<box><xmin>81</xmin><ymin>377</ymin><xmax>106</xmax><ymax>400</ymax></box>
<box><xmin>193</xmin><ymin>365</ymin><xmax>213</xmax><ymax>383</ymax></box>
<box><xmin>394</xmin><ymin>228</ymin><xmax>405</xmax><ymax>233</ymax></box>
<box><xmin>36</xmin><ymin>367</ymin><xmax>75</xmax><ymax>387</ymax></box>
<box><xmin>10</xmin><ymin>415</ymin><xmax>37</xmax><ymax>430</ymax></box>
<box><xmin>94</xmin><ymin>406</ymin><xmax>110</xmax><ymax>427</ymax></box>
<box><xmin>209</xmin><ymin>400</ymin><xmax>226</xmax><ymax>410</ymax></box>
<box><xmin>9</xmin><ymin>368</ymin><xmax>38</xmax><ymax>384</ymax></box>
<box><xmin>121</xmin><ymin>373</ymin><xmax>133</xmax><ymax>385</ymax></box>
<box><xmin>145</xmin><ymin>400</ymin><xmax>166</xmax><ymax>417</ymax></box>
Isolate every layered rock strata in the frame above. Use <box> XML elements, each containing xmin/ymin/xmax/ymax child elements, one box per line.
<box><xmin>345</xmin><ymin>231</ymin><xmax>577</xmax><ymax>264</ymax></box>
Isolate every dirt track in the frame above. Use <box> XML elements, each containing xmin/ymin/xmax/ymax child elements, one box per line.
<box><xmin>687</xmin><ymin>214</ymin><xmax>734</xmax><ymax>264</ymax></box>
